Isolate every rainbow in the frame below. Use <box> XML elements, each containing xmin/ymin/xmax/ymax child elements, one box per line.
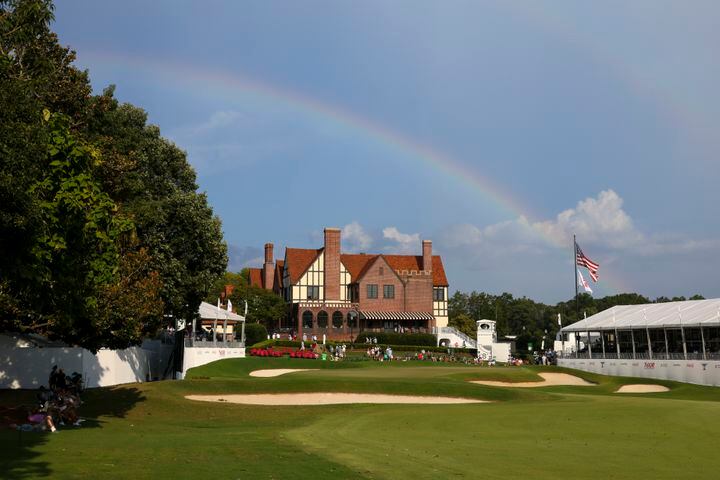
<box><xmin>79</xmin><ymin>50</ymin><xmax>530</xmax><ymax>219</ymax></box>
<box><xmin>75</xmin><ymin>49</ymin><xmax>628</xmax><ymax>295</ymax></box>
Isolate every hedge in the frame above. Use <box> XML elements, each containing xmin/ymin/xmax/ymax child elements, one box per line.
<box><xmin>249</xmin><ymin>339</ymin><xmax>475</xmax><ymax>355</ymax></box>
<box><xmin>355</xmin><ymin>331</ymin><xmax>437</xmax><ymax>346</ymax></box>
<box><xmin>244</xmin><ymin>323</ymin><xmax>268</xmax><ymax>346</ymax></box>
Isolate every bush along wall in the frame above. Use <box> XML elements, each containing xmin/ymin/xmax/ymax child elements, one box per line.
<box><xmin>355</xmin><ymin>331</ymin><xmax>437</xmax><ymax>346</ymax></box>
<box><xmin>244</xmin><ymin>322</ymin><xmax>268</xmax><ymax>346</ymax></box>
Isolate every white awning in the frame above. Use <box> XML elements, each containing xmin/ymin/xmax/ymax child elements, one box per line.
<box><xmin>561</xmin><ymin>298</ymin><xmax>720</xmax><ymax>332</ymax></box>
<box><xmin>359</xmin><ymin>311</ymin><xmax>434</xmax><ymax>321</ymax></box>
<box><xmin>198</xmin><ymin>301</ymin><xmax>245</xmax><ymax>322</ymax></box>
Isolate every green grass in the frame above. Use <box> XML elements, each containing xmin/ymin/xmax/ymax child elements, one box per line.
<box><xmin>2</xmin><ymin>357</ymin><xmax>720</xmax><ymax>479</ymax></box>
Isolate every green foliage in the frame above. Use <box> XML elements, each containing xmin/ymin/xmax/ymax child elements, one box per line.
<box><xmin>84</xmin><ymin>93</ymin><xmax>227</xmax><ymax>322</ymax></box>
<box><xmin>0</xmin><ymin>0</ymin><xmax>227</xmax><ymax>349</ymax></box>
<box><xmin>205</xmin><ymin>271</ymin><xmax>247</xmax><ymax>303</ymax></box>
<box><xmin>228</xmin><ymin>285</ymin><xmax>287</xmax><ymax>326</ymax></box>
<box><xmin>94</xmin><ymin>247</ymin><xmax>164</xmax><ymax>350</ymax></box>
<box><xmin>448</xmin><ymin>312</ymin><xmax>476</xmax><ymax>338</ymax></box>
<box><xmin>244</xmin><ymin>322</ymin><xmax>268</xmax><ymax>346</ymax></box>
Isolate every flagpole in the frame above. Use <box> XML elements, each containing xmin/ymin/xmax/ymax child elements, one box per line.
<box><xmin>573</xmin><ymin>235</ymin><xmax>579</xmax><ymax>319</ymax></box>
<box><xmin>573</xmin><ymin>234</ymin><xmax>580</xmax><ymax>353</ymax></box>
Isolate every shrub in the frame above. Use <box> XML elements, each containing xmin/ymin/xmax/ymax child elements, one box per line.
<box><xmin>355</xmin><ymin>331</ymin><xmax>437</xmax><ymax>346</ymax></box>
<box><xmin>244</xmin><ymin>322</ymin><xmax>268</xmax><ymax>346</ymax></box>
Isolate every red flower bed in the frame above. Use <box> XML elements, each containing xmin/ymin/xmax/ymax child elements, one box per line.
<box><xmin>249</xmin><ymin>347</ymin><xmax>316</xmax><ymax>358</ymax></box>
<box><xmin>289</xmin><ymin>350</ymin><xmax>318</xmax><ymax>359</ymax></box>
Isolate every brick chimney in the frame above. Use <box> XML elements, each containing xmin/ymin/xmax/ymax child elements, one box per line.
<box><xmin>263</xmin><ymin>243</ymin><xmax>275</xmax><ymax>290</ymax></box>
<box><xmin>222</xmin><ymin>284</ymin><xmax>235</xmax><ymax>302</ymax></box>
<box><xmin>422</xmin><ymin>240</ymin><xmax>432</xmax><ymax>273</ymax></box>
<box><xmin>324</xmin><ymin>227</ymin><xmax>341</xmax><ymax>300</ymax></box>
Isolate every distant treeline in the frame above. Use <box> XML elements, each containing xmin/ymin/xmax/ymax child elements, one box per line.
<box><xmin>449</xmin><ymin>291</ymin><xmax>705</xmax><ymax>351</ymax></box>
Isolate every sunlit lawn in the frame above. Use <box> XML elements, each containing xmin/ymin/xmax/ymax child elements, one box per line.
<box><xmin>2</xmin><ymin>357</ymin><xmax>719</xmax><ymax>479</ymax></box>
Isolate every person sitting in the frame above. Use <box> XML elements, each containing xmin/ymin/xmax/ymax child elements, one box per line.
<box><xmin>27</xmin><ymin>408</ymin><xmax>56</xmax><ymax>433</ymax></box>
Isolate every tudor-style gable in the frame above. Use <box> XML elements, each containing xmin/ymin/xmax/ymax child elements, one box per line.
<box><xmin>355</xmin><ymin>255</ymin><xmax>405</xmax><ymax>310</ymax></box>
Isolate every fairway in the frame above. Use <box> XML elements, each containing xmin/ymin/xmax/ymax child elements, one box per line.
<box><xmin>2</xmin><ymin>358</ymin><xmax>720</xmax><ymax>479</ymax></box>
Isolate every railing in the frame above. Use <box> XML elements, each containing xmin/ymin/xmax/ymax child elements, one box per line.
<box><xmin>433</xmin><ymin>326</ymin><xmax>477</xmax><ymax>348</ymax></box>
<box><xmin>361</xmin><ymin>327</ymin><xmax>431</xmax><ymax>334</ymax></box>
<box><xmin>184</xmin><ymin>338</ymin><xmax>244</xmax><ymax>348</ymax></box>
<box><xmin>559</xmin><ymin>351</ymin><xmax>720</xmax><ymax>361</ymax></box>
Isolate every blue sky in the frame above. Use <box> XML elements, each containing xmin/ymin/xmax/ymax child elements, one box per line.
<box><xmin>53</xmin><ymin>0</ymin><xmax>720</xmax><ymax>303</ymax></box>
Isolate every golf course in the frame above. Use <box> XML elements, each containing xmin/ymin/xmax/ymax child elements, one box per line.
<box><xmin>2</xmin><ymin>357</ymin><xmax>719</xmax><ymax>479</ymax></box>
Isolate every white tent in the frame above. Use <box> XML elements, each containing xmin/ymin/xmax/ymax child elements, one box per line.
<box><xmin>561</xmin><ymin>298</ymin><xmax>720</xmax><ymax>332</ymax></box>
<box><xmin>198</xmin><ymin>301</ymin><xmax>245</xmax><ymax>322</ymax></box>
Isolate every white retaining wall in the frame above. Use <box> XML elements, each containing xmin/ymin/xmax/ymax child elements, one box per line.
<box><xmin>181</xmin><ymin>346</ymin><xmax>245</xmax><ymax>377</ymax></box>
<box><xmin>558</xmin><ymin>358</ymin><xmax>720</xmax><ymax>387</ymax></box>
<box><xmin>0</xmin><ymin>340</ymin><xmax>174</xmax><ymax>389</ymax></box>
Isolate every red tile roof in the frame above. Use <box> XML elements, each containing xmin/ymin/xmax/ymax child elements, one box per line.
<box><xmin>383</xmin><ymin>255</ymin><xmax>449</xmax><ymax>286</ymax></box>
<box><xmin>274</xmin><ymin>260</ymin><xmax>284</xmax><ymax>290</ymax></box>
<box><xmin>340</xmin><ymin>253</ymin><xmax>375</xmax><ymax>280</ymax></box>
<box><xmin>431</xmin><ymin>256</ymin><xmax>449</xmax><ymax>286</ymax></box>
<box><xmin>248</xmin><ymin>268</ymin><xmax>263</xmax><ymax>288</ymax></box>
<box><xmin>285</xmin><ymin>248</ymin><xmax>322</xmax><ymax>284</ymax></box>
<box><xmin>340</xmin><ymin>254</ymin><xmax>448</xmax><ymax>286</ymax></box>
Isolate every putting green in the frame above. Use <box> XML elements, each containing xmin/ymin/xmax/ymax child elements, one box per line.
<box><xmin>1</xmin><ymin>357</ymin><xmax>718</xmax><ymax>479</ymax></box>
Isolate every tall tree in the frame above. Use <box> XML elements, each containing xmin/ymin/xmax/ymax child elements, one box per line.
<box><xmin>83</xmin><ymin>90</ymin><xmax>227</xmax><ymax>322</ymax></box>
<box><xmin>0</xmin><ymin>0</ymin><xmax>227</xmax><ymax>349</ymax></box>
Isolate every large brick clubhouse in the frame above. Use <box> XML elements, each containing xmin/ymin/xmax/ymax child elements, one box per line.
<box><xmin>248</xmin><ymin>228</ymin><xmax>449</xmax><ymax>340</ymax></box>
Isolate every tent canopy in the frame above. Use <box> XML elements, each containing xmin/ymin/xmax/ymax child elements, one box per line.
<box><xmin>198</xmin><ymin>301</ymin><xmax>245</xmax><ymax>322</ymax></box>
<box><xmin>561</xmin><ymin>298</ymin><xmax>720</xmax><ymax>332</ymax></box>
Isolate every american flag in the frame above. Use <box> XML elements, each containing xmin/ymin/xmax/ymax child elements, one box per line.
<box><xmin>575</xmin><ymin>242</ymin><xmax>599</xmax><ymax>282</ymax></box>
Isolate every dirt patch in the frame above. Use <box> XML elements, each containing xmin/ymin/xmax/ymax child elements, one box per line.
<box><xmin>616</xmin><ymin>384</ymin><xmax>669</xmax><ymax>393</ymax></box>
<box><xmin>185</xmin><ymin>393</ymin><xmax>488</xmax><ymax>405</ymax></box>
<box><xmin>470</xmin><ymin>372</ymin><xmax>595</xmax><ymax>388</ymax></box>
<box><xmin>249</xmin><ymin>369</ymin><xmax>318</xmax><ymax>378</ymax></box>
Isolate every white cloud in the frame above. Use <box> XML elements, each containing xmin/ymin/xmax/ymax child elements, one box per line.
<box><xmin>440</xmin><ymin>190</ymin><xmax>718</xmax><ymax>261</ymax></box>
<box><xmin>439</xmin><ymin>218</ymin><xmax>545</xmax><ymax>257</ymax></box>
<box><xmin>191</xmin><ymin>110</ymin><xmax>245</xmax><ymax>134</ymax></box>
<box><xmin>533</xmin><ymin>190</ymin><xmax>644</xmax><ymax>249</ymax></box>
<box><xmin>342</xmin><ymin>221</ymin><xmax>373</xmax><ymax>252</ymax></box>
<box><xmin>382</xmin><ymin>227</ymin><xmax>421</xmax><ymax>253</ymax></box>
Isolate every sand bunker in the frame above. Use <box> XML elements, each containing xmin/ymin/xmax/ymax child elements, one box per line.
<box><xmin>616</xmin><ymin>384</ymin><xmax>669</xmax><ymax>393</ymax></box>
<box><xmin>249</xmin><ymin>369</ymin><xmax>318</xmax><ymax>378</ymax></box>
<box><xmin>470</xmin><ymin>372</ymin><xmax>595</xmax><ymax>388</ymax></box>
<box><xmin>186</xmin><ymin>393</ymin><xmax>487</xmax><ymax>405</ymax></box>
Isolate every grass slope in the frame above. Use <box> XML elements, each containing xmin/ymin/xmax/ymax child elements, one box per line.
<box><xmin>1</xmin><ymin>357</ymin><xmax>719</xmax><ymax>479</ymax></box>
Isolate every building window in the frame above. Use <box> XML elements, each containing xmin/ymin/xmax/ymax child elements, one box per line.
<box><xmin>367</xmin><ymin>284</ymin><xmax>378</xmax><ymax>299</ymax></box>
<box><xmin>307</xmin><ymin>286</ymin><xmax>319</xmax><ymax>300</ymax></box>
<box><xmin>379</xmin><ymin>266</ymin><xmax>384</xmax><ymax>275</ymax></box>
<box><xmin>317</xmin><ymin>311</ymin><xmax>328</xmax><ymax>328</ymax></box>
<box><xmin>433</xmin><ymin>287</ymin><xmax>445</xmax><ymax>301</ymax></box>
<box><xmin>302</xmin><ymin>311</ymin><xmax>313</xmax><ymax>329</ymax></box>
<box><xmin>383</xmin><ymin>285</ymin><xmax>395</xmax><ymax>299</ymax></box>
<box><xmin>332</xmin><ymin>311</ymin><xmax>343</xmax><ymax>329</ymax></box>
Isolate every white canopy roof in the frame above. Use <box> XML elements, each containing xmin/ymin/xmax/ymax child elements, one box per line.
<box><xmin>198</xmin><ymin>301</ymin><xmax>245</xmax><ymax>322</ymax></box>
<box><xmin>561</xmin><ymin>298</ymin><xmax>720</xmax><ymax>332</ymax></box>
